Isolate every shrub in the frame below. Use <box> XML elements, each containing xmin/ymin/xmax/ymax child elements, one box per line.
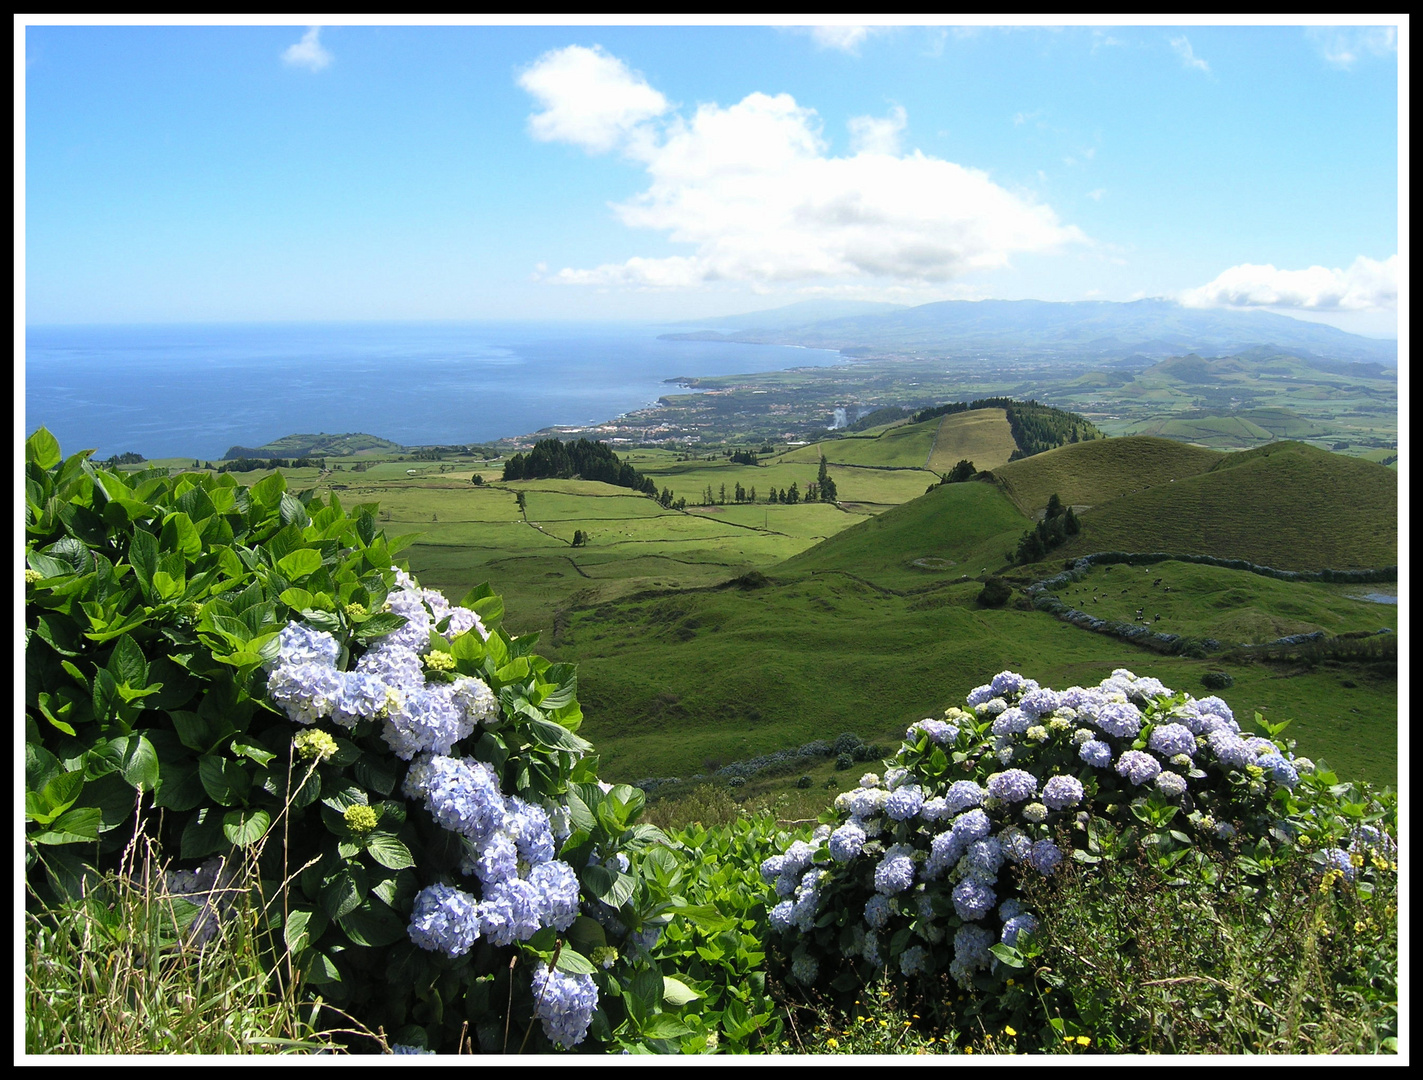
<box><xmin>757</xmin><ymin>664</ymin><xmax>1397</xmax><ymax>1049</ymax></box>
<box><xmin>22</xmin><ymin>428</ymin><xmax>702</xmax><ymax>1054</ymax></box>
<box><xmin>1201</xmin><ymin>671</ymin><xmax>1235</xmax><ymax>690</ymax></box>
<box><xmin>977</xmin><ymin>577</ymin><xmax>1013</xmax><ymax>608</ymax></box>
<box><xmin>797</xmin><ymin>776</ymin><xmax>814</xmax><ymax>790</ymax></box>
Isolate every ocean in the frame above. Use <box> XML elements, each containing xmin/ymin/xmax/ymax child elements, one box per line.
<box><xmin>23</xmin><ymin>321</ymin><xmax>843</xmax><ymax>461</ymax></box>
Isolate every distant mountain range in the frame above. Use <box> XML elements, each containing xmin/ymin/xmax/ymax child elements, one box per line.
<box><xmin>660</xmin><ymin>298</ymin><xmax>1397</xmax><ymax>365</ymax></box>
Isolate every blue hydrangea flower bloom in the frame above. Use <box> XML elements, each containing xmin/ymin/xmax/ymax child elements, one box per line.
<box><xmin>962</xmin><ymin>838</ymin><xmax>1004</xmax><ymax>882</ymax></box>
<box><xmin>864</xmin><ymin>892</ymin><xmax>895</xmax><ymax>930</ymax></box>
<box><xmin>1079</xmin><ymin>738</ymin><xmax>1113</xmax><ymax>767</ymax></box>
<box><xmin>943</xmin><ymin>781</ymin><xmax>986</xmax><ymax>814</ymax></box>
<box><xmin>828</xmin><ymin>821</ymin><xmax>867</xmax><ymax>862</ymax></box>
<box><xmin>874</xmin><ymin>844</ymin><xmax>916</xmax><ymax>895</ymax></box>
<box><xmin>951</xmin><ymin>808</ymin><xmax>993</xmax><ymax>843</ymax></box>
<box><xmin>1019</xmin><ymin>687</ymin><xmax>1061</xmax><ymax>717</ymax></box>
<box><xmin>768</xmin><ymin>900</ymin><xmax>795</xmax><ymax>932</ymax></box>
<box><xmin>1148</xmin><ymin>722</ymin><xmax>1197</xmax><ymax>758</ymax></box>
<box><xmin>952</xmin><ymin>877</ymin><xmax>996</xmax><ymax>920</ymax></box>
<box><xmin>1095</xmin><ymin>701</ymin><xmax>1143</xmax><ymax>739</ymax></box>
<box><xmin>1155</xmin><ymin>771</ymin><xmax>1189</xmax><ymax>798</ymax></box>
<box><xmin>990</xmin><ymin>670</ymin><xmax>1026</xmax><ymax>696</ymax></box>
<box><xmin>424</xmin><ymin>756</ymin><xmax>506</xmax><ymax>844</ymax></box>
<box><xmin>1116</xmin><ymin>749</ymin><xmax>1163</xmax><ymax>786</ymax></box>
<box><xmin>965</xmin><ymin>683</ymin><xmax>995</xmax><ymax>707</ymax></box>
<box><xmin>1002</xmin><ymin>912</ymin><xmax>1039</xmax><ymax>947</ymax></box>
<box><xmin>1042</xmin><ymin>774</ymin><xmax>1085</xmax><ymax>810</ymax></box>
<box><xmin>907</xmin><ymin>718</ymin><xmax>958</xmax><ymax>744</ymax></box>
<box><xmin>1027</xmin><ymin>839</ymin><xmax>1064</xmax><ymax>875</ymax></box>
<box><xmin>531</xmin><ymin>966</ymin><xmax>598</xmax><ymax>1049</ymax></box>
<box><xmin>991</xmin><ymin>708</ymin><xmax>1031</xmax><ymax>736</ymax></box>
<box><xmin>408</xmin><ymin>883</ymin><xmax>481</xmax><ymax>957</ymax></box>
<box><xmin>1207</xmin><ymin>730</ymin><xmax>1253</xmax><ymax>768</ymax></box>
<box><xmin>1321</xmin><ymin>847</ymin><xmax>1356</xmax><ymax>881</ymax></box>
<box><xmin>900</xmin><ymin>944</ymin><xmax>929</xmax><ymax>977</ymax></box>
<box><xmin>886</xmin><ymin>784</ymin><xmax>925</xmax><ymax>821</ymax></box>
<box><xmin>791</xmin><ymin>954</ymin><xmax>819</xmax><ymax>984</ymax></box>
<box><xmin>986</xmin><ymin>769</ymin><xmax>1038</xmax><ymax>803</ymax></box>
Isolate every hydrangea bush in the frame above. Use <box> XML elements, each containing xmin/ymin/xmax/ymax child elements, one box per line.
<box><xmin>760</xmin><ymin>666</ymin><xmax>1397</xmax><ymax>1006</ymax></box>
<box><xmin>23</xmin><ymin>429</ymin><xmax>701</xmax><ymax>1053</ymax></box>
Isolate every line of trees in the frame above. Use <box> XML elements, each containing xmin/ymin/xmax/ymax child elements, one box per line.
<box><xmin>217</xmin><ymin>456</ymin><xmax>325</xmax><ymax>473</ymax></box>
<box><xmin>501</xmin><ymin>438</ymin><xmax>656</xmax><ymax>495</ymax></box>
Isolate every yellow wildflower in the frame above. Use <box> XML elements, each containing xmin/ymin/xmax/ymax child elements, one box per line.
<box><xmin>1005</xmin><ymin>1026</ymin><xmax>1017</xmax><ymax>1036</ymax></box>
<box><xmin>1350</xmin><ymin>851</ymin><xmax>1365</xmax><ymax>869</ymax></box>
<box><xmin>826</xmin><ymin>1038</ymin><xmax>838</xmax><ymax>1049</ymax></box>
<box><xmin>1076</xmin><ymin>1036</ymin><xmax>1091</xmax><ymax>1047</ymax></box>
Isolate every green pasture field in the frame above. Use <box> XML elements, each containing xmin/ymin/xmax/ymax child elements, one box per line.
<box><xmin>1054</xmin><ymin>443</ymin><xmax>1397</xmax><ymax>572</ymax></box>
<box><xmin>925</xmin><ymin>408</ymin><xmax>1019</xmax><ymax>474</ymax></box>
<box><xmin>1045</xmin><ymin>561</ymin><xmax>1397</xmax><ymax>644</ymax></box>
<box><xmin>552</xmin><ymin>571</ymin><xmax>1396</xmax><ymax>791</ymax></box>
<box><xmin>993</xmin><ymin>437</ymin><xmax>1224</xmax><ymax>516</ymax></box>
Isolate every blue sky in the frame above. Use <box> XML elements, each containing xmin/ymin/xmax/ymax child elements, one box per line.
<box><xmin>21</xmin><ymin>19</ymin><xmax>1403</xmax><ymax>334</ymax></box>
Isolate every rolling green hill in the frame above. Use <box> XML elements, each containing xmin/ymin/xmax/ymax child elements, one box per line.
<box><xmin>1053</xmin><ymin>442</ymin><xmax>1396</xmax><ymax>571</ymax></box>
<box><xmin>925</xmin><ymin>408</ymin><xmax>1019</xmax><ymax>473</ymax></box>
<box><xmin>993</xmin><ymin>437</ymin><xmax>1224</xmax><ymax>516</ymax></box>
<box><xmin>780</xmin><ymin>419</ymin><xmax>939</xmax><ymax>469</ymax></box>
<box><xmin>777</xmin><ymin>480</ymin><xmax>1029</xmax><ymax>590</ymax></box>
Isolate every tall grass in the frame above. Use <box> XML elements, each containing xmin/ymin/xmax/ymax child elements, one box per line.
<box><xmin>24</xmin><ymin>771</ymin><xmax>383</xmax><ymax>1055</ymax></box>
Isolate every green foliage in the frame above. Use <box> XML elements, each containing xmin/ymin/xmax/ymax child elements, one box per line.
<box><xmin>21</xmin><ymin>426</ymin><xmax>715</xmax><ymax>1055</ymax></box>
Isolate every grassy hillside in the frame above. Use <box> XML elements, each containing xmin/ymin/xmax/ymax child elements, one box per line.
<box><xmin>993</xmin><ymin>436</ymin><xmax>1224</xmax><ymax>516</ymax></box>
<box><xmin>925</xmin><ymin>408</ymin><xmax>1019</xmax><ymax>473</ymax></box>
<box><xmin>553</xmin><ymin>570</ymin><xmax>1395</xmax><ymax>790</ymax></box>
<box><xmin>1047</xmin><ymin>560</ymin><xmax>1396</xmax><ymax>644</ymax></box>
<box><xmin>1055</xmin><ymin>442</ymin><xmax>1397</xmax><ymax>572</ymax></box>
<box><xmin>780</xmin><ymin>418</ymin><xmax>940</xmax><ymax>469</ymax></box>
<box><xmin>777</xmin><ymin>480</ymin><xmax>1030</xmax><ymax>590</ymax></box>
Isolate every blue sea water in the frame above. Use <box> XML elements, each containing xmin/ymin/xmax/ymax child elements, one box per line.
<box><xmin>24</xmin><ymin>321</ymin><xmax>844</xmax><ymax>461</ymax></box>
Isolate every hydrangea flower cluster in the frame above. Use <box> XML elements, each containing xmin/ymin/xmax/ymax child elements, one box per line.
<box><xmin>763</xmin><ymin>668</ymin><xmax>1319</xmax><ymax>992</ymax></box>
<box><xmin>531</xmin><ymin>966</ymin><xmax>599</xmax><ymax>1049</ymax></box>
<box><xmin>259</xmin><ymin>572</ymin><xmax>621</xmax><ymax>1051</ymax></box>
<box><xmin>262</xmin><ymin>571</ymin><xmax>496</xmax><ymax>761</ymax></box>
<box><xmin>403</xmin><ymin>753</ymin><xmax>580</xmax><ymax>953</ymax></box>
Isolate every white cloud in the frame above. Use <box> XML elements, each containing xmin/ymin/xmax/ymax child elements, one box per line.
<box><xmin>805</xmin><ymin>25</ymin><xmax>887</xmax><ymax>54</ymax></box>
<box><xmin>524</xmin><ymin>65</ymin><xmax>1084</xmax><ymax>290</ymax></box>
<box><xmin>282</xmin><ymin>27</ymin><xmax>332</xmax><ymax>73</ymax></box>
<box><xmin>1180</xmin><ymin>255</ymin><xmax>1398</xmax><ymax>312</ymax></box>
<box><xmin>848</xmin><ymin>105</ymin><xmax>907</xmax><ymax>156</ymax></box>
<box><xmin>1307</xmin><ymin>26</ymin><xmax>1398</xmax><ymax>69</ymax></box>
<box><xmin>1170</xmin><ymin>35</ymin><xmax>1210</xmax><ymax>74</ymax></box>
<box><xmin>1086</xmin><ymin>188</ymin><xmax>1105</xmax><ymax>201</ymax></box>
<box><xmin>518</xmin><ymin>45</ymin><xmax>669</xmax><ymax>154</ymax></box>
